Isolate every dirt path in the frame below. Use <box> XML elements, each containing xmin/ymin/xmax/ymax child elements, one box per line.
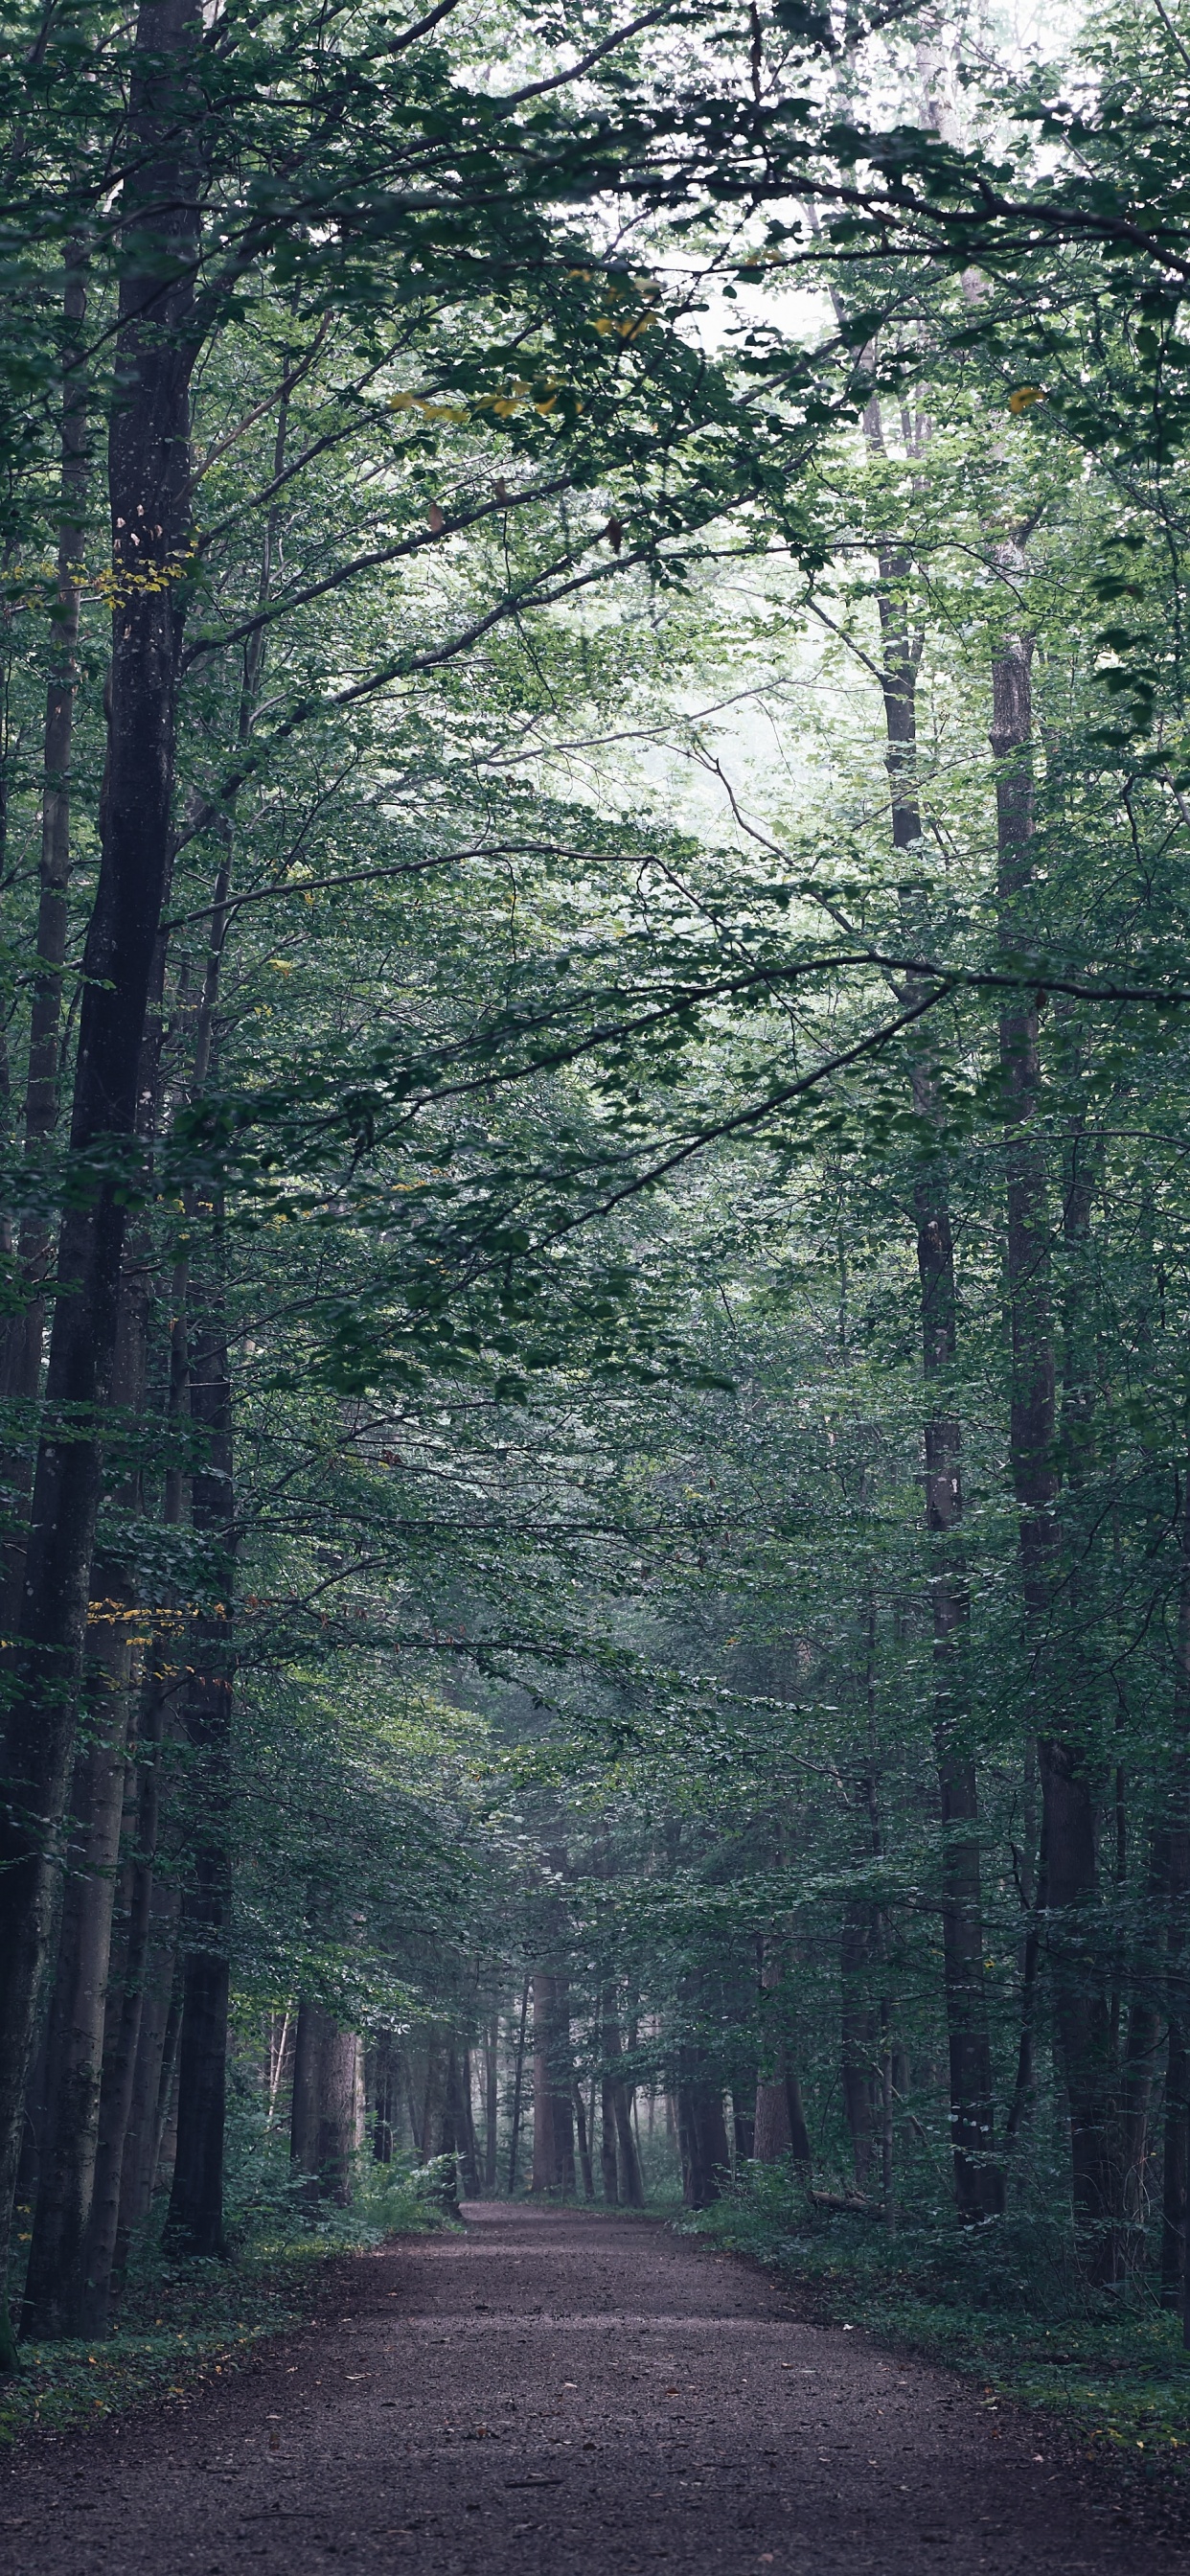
<box><xmin>1</xmin><ymin>2206</ymin><xmax>1178</xmax><ymax>2573</ymax></box>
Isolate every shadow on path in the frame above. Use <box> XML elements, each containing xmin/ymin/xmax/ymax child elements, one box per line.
<box><xmin>0</xmin><ymin>2203</ymin><xmax>1175</xmax><ymax>2573</ymax></box>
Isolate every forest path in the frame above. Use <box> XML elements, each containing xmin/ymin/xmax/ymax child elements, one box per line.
<box><xmin>1</xmin><ymin>2204</ymin><xmax>1176</xmax><ymax>2575</ymax></box>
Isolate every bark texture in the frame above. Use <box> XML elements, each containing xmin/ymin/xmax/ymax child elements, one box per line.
<box><xmin>866</xmin><ymin>433</ymin><xmax>1000</xmax><ymax>2220</ymax></box>
<box><xmin>753</xmin><ymin>1942</ymin><xmax>811</xmax><ymax>2168</ymax></box>
<box><xmin>993</xmin><ymin>610</ymin><xmax>1116</xmax><ymax>2275</ymax></box>
<box><xmin>165</xmin><ymin>1278</ymin><xmax>234</xmax><ymax>2255</ymax></box>
<box><xmin>19</xmin><ymin>1616</ymin><xmax>132</xmax><ymax>2336</ymax></box>
<box><xmin>0</xmin><ymin>0</ymin><xmax>201</xmax><ymax>2332</ymax></box>
<box><xmin>530</xmin><ymin>1972</ymin><xmax>575</xmax><ymax>2195</ymax></box>
<box><xmin>601</xmin><ymin>1989</ymin><xmax>643</xmax><ymax>2205</ymax></box>
<box><xmin>675</xmin><ymin>2050</ymin><xmax>729</xmax><ymax>2209</ymax></box>
<box><xmin>0</xmin><ymin>245</ymin><xmax>88</xmax><ymax>1626</ymax></box>
<box><xmin>290</xmin><ymin>2002</ymin><xmax>361</xmax><ymax>2206</ymax></box>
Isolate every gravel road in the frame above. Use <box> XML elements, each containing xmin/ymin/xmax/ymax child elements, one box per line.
<box><xmin>1</xmin><ymin>2204</ymin><xmax>1178</xmax><ymax>2573</ymax></box>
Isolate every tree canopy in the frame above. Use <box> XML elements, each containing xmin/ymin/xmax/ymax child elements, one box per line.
<box><xmin>6</xmin><ymin>0</ymin><xmax>1190</xmax><ymax>2382</ymax></box>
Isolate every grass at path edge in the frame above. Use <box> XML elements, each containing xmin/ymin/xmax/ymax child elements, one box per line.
<box><xmin>684</xmin><ymin>2177</ymin><xmax>1190</xmax><ymax>2521</ymax></box>
<box><xmin>0</xmin><ymin>2162</ymin><xmax>456</xmax><ymax>2448</ymax></box>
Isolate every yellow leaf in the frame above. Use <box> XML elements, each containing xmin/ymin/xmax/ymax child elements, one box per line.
<box><xmin>1008</xmin><ymin>384</ymin><xmax>1044</xmax><ymax>414</ymax></box>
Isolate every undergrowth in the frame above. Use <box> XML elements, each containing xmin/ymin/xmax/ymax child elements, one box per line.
<box><xmin>1</xmin><ymin>2088</ymin><xmax>457</xmax><ymax>2448</ymax></box>
<box><xmin>685</xmin><ymin>2162</ymin><xmax>1190</xmax><ymax>2478</ymax></box>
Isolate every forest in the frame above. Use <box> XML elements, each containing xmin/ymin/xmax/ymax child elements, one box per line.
<box><xmin>2</xmin><ymin>0</ymin><xmax>1190</xmax><ymax>2449</ymax></box>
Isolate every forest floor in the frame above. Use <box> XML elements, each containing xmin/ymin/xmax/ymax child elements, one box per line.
<box><xmin>1</xmin><ymin>2203</ymin><xmax>1184</xmax><ymax>2575</ymax></box>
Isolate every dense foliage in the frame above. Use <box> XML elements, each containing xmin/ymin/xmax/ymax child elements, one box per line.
<box><xmin>5</xmin><ymin>0</ymin><xmax>1190</xmax><ymax>2405</ymax></box>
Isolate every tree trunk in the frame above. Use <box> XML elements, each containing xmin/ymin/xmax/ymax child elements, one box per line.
<box><xmin>993</xmin><ymin>610</ymin><xmax>1117</xmax><ymax>2277</ymax></box>
<box><xmin>1163</xmin><ymin>1464</ymin><xmax>1190</xmax><ymax>2318</ymax></box>
<box><xmin>549</xmin><ymin>1978</ymin><xmax>575</xmax><ymax>2196</ymax></box>
<box><xmin>864</xmin><ymin>460</ymin><xmax>1001</xmax><ymax>2222</ymax></box>
<box><xmin>289</xmin><ymin>1997</ymin><xmax>323</xmax><ymax>2202</ymax></box>
<box><xmin>113</xmin><ymin>1888</ymin><xmax>181</xmax><ymax>2278</ymax></box>
<box><xmin>290</xmin><ymin>2002</ymin><xmax>360</xmax><ymax>2205</ymax></box>
<box><xmin>600</xmin><ymin>2062</ymin><xmax>619</xmax><ymax>2203</ymax></box>
<box><xmin>153</xmin><ymin>1985</ymin><xmax>183</xmax><ymax>2198</ymax></box>
<box><xmin>506</xmin><ymin>1976</ymin><xmax>530</xmax><ymax>2194</ymax></box>
<box><xmin>1006</xmin><ymin>1810</ymin><xmax>1046</xmax><ymax>2146</ymax></box>
<box><xmin>840</xmin><ymin>1898</ymin><xmax>878</xmax><ymax>2191</ymax></box>
<box><xmin>0</xmin><ymin>0</ymin><xmax>201</xmax><ymax>2352</ymax></box>
<box><xmin>675</xmin><ymin>2051</ymin><xmax>729</xmax><ymax>2210</ymax></box>
<box><xmin>732</xmin><ymin>2099</ymin><xmax>755</xmax><ymax>2160</ymax></box>
<box><xmin>602</xmin><ymin>1989</ymin><xmax>643</xmax><ymax>2204</ymax></box>
<box><xmin>753</xmin><ymin>1940</ymin><xmax>812</xmax><ymax>2168</ymax></box>
<box><xmin>752</xmin><ymin>2080</ymin><xmax>790</xmax><ymax>2163</ymax></box>
<box><xmin>421</xmin><ymin>2038</ymin><xmax>446</xmax><ymax>2160</ymax></box>
<box><xmin>530</xmin><ymin>1971</ymin><xmax>556</xmax><ymax>2192</ymax></box>
<box><xmin>484</xmin><ymin>2011</ymin><xmax>499</xmax><ymax>2192</ymax></box>
<box><xmin>320</xmin><ymin>2024</ymin><xmax>361</xmax><ymax>2207</ymax></box>
<box><xmin>19</xmin><ymin>1612</ymin><xmax>133</xmax><ymax>2337</ymax></box>
<box><xmin>11</xmin><ymin>2005</ymin><xmax>55</xmax><ymax>2246</ymax></box>
<box><xmin>88</xmin><ymin>1026</ymin><xmax>191</xmax><ymax>2319</ymax></box>
<box><xmin>0</xmin><ymin>242</ymin><xmax>88</xmax><ymax>1628</ymax></box>
<box><xmin>451</xmin><ymin>2047</ymin><xmax>481</xmax><ymax>2198</ymax></box>
<box><xmin>371</xmin><ymin>2030</ymin><xmax>395</xmax><ymax>2163</ymax></box>
<box><xmin>572</xmin><ymin>2081</ymin><xmax>594</xmax><ymax>2198</ymax></box>
<box><xmin>81</xmin><ymin>1663</ymin><xmax>169</xmax><ymax>2331</ymax></box>
<box><xmin>20</xmin><ymin>1207</ymin><xmax>152</xmax><ymax>2338</ymax></box>
<box><xmin>1166</xmin><ymin>2013</ymin><xmax>1189</xmax><ymax>2320</ymax></box>
<box><xmin>165</xmin><ymin>1269</ymin><xmax>234</xmax><ymax>2257</ymax></box>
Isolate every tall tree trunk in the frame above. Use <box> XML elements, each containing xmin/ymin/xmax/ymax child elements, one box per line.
<box><xmin>0</xmin><ymin>242</ymin><xmax>88</xmax><ymax>1626</ymax></box>
<box><xmin>753</xmin><ymin>1937</ymin><xmax>812</xmax><ymax>2167</ymax></box>
<box><xmin>421</xmin><ymin>2036</ymin><xmax>446</xmax><ymax>2160</ymax></box>
<box><xmin>506</xmin><ymin>1975</ymin><xmax>530</xmax><ymax>2195</ymax></box>
<box><xmin>321</xmin><ymin>2024</ymin><xmax>361</xmax><ymax>2206</ymax></box>
<box><xmin>840</xmin><ymin>1896</ymin><xmax>878</xmax><ymax>2191</ymax></box>
<box><xmin>602</xmin><ymin>1988</ymin><xmax>643</xmax><ymax>2204</ymax></box>
<box><xmin>11</xmin><ymin>2006</ymin><xmax>55</xmax><ymax>2245</ymax></box>
<box><xmin>572</xmin><ymin>2080</ymin><xmax>594</xmax><ymax>2198</ymax></box>
<box><xmin>296</xmin><ymin>2006</ymin><xmax>360</xmax><ymax>2205</ymax></box>
<box><xmin>732</xmin><ymin>2094</ymin><xmax>755</xmax><ymax>2160</ymax></box>
<box><xmin>1162</xmin><ymin>1462</ymin><xmax>1190</xmax><ymax>2319</ymax></box>
<box><xmin>675</xmin><ymin>2050</ymin><xmax>729</xmax><ymax>2210</ymax></box>
<box><xmin>0</xmin><ymin>0</ymin><xmax>200</xmax><ymax>2356</ymax></box>
<box><xmin>18</xmin><ymin>1600</ymin><xmax>134</xmax><ymax>2336</ymax></box>
<box><xmin>91</xmin><ymin>1193</ymin><xmax>191</xmax><ymax>2313</ymax></box>
<box><xmin>865</xmin><ymin>450</ymin><xmax>1001</xmax><ymax>2220</ymax></box>
<box><xmin>548</xmin><ymin>1978</ymin><xmax>575</xmax><ymax>2196</ymax></box>
<box><xmin>1006</xmin><ymin>1806</ymin><xmax>1046</xmax><ymax>2146</ymax></box>
<box><xmin>82</xmin><ymin>906</ymin><xmax>209</xmax><ymax>2305</ymax></box>
<box><xmin>20</xmin><ymin>1207</ymin><xmax>152</xmax><ymax>2336</ymax></box>
<box><xmin>289</xmin><ymin>1997</ymin><xmax>323</xmax><ymax>2205</ymax></box>
<box><xmin>81</xmin><ymin>1662</ymin><xmax>169</xmax><ymax>2331</ymax></box>
<box><xmin>484</xmin><ymin>2010</ymin><xmax>499</xmax><ymax>2192</ymax></box>
<box><xmin>530</xmin><ymin>1970</ymin><xmax>575</xmax><ymax>2194</ymax></box>
<box><xmin>112</xmin><ymin>1886</ymin><xmax>181</xmax><ymax>2278</ymax></box>
<box><xmin>1119</xmin><ymin>1818</ymin><xmax>1164</xmax><ymax>2260</ymax></box>
<box><xmin>449</xmin><ymin>2046</ymin><xmax>481</xmax><ymax>2198</ymax></box>
<box><xmin>918</xmin><ymin>1177</ymin><xmax>1002</xmax><ymax>2219</ymax></box>
<box><xmin>993</xmin><ymin>610</ymin><xmax>1117</xmax><ymax>2278</ymax></box>
<box><xmin>600</xmin><ymin>2063</ymin><xmax>619</xmax><ymax>2204</ymax></box>
<box><xmin>290</xmin><ymin>2003</ymin><xmax>360</xmax><ymax>2205</ymax></box>
<box><xmin>165</xmin><ymin>1255</ymin><xmax>234</xmax><ymax>2256</ymax></box>
<box><xmin>530</xmin><ymin>1970</ymin><xmax>556</xmax><ymax>2192</ymax></box>
<box><xmin>372</xmin><ymin>2030</ymin><xmax>395</xmax><ymax>2163</ymax></box>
